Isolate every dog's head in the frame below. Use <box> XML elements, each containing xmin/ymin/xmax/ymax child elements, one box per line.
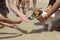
<box><xmin>28</xmin><ymin>10</ymin><xmax>43</xmax><ymax>20</ymax></box>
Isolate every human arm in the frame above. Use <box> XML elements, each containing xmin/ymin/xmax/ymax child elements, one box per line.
<box><xmin>8</xmin><ymin>0</ymin><xmax>29</xmax><ymax>22</ymax></box>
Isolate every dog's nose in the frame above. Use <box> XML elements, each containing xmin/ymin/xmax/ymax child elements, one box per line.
<box><xmin>28</xmin><ymin>16</ymin><xmax>34</xmax><ymax>20</ymax></box>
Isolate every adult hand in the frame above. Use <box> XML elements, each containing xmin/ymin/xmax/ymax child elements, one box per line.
<box><xmin>20</xmin><ymin>13</ymin><xmax>30</xmax><ymax>22</ymax></box>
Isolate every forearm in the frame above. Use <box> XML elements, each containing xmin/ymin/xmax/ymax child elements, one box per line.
<box><xmin>3</xmin><ymin>18</ymin><xmax>22</xmax><ymax>24</ymax></box>
<box><xmin>33</xmin><ymin>0</ymin><xmax>37</xmax><ymax>8</ymax></box>
<box><xmin>0</xmin><ymin>16</ymin><xmax>22</xmax><ymax>24</ymax></box>
<box><xmin>0</xmin><ymin>21</ymin><xmax>17</xmax><ymax>28</ymax></box>
<box><xmin>47</xmin><ymin>0</ymin><xmax>60</xmax><ymax>18</ymax></box>
<box><xmin>0</xmin><ymin>21</ymin><xmax>12</xmax><ymax>27</ymax></box>
<box><xmin>8</xmin><ymin>0</ymin><xmax>23</xmax><ymax>17</ymax></box>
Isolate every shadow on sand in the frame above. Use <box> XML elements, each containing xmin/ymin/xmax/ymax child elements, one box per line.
<box><xmin>34</xmin><ymin>22</ymin><xmax>43</xmax><ymax>26</ymax></box>
<box><xmin>0</xmin><ymin>33</ymin><xmax>22</xmax><ymax>39</ymax></box>
<box><xmin>0</xmin><ymin>32</ymin><xmax>17</xmax><ymax>35</ymax></box>
<box><xmin>29</xmin><ymin>28</ymin><xmax>45</xmax><ymax>34</ymax></box>
<box><xmin>0</xmin><ymin>25</ymin><xmax>28</xmax><ymax>39</ymax></box>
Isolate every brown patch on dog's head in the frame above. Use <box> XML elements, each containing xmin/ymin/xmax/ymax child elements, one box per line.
<box><xmin>28</xmin><ymin>9</ymin><xmax>43</xmax><ymax>20</ymax></box>
<box><xmin>33</xmin><ymin>10</ymin><xmax>43</xmax><ymax>18</ymax></box>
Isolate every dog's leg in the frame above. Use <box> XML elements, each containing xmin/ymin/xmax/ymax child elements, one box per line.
<box><xmin>44</xmin><ymin>18</ymin><xmax>53</xmax><ymax>31</ymax></box>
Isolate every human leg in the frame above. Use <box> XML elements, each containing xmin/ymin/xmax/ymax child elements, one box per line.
<box><xmin>33</xmin><ymin>0</ymin><xmax>37</xmax><ymax>9</ymax></box>
<box><xmin>16</xmin><ymin>0</ymin><xmax>22</xmax><ymax>10</ymax></box>
<box><xmin>26</xmin><ymin>0</ymin><xmax>30</xmax><ymax>11</ymax></box>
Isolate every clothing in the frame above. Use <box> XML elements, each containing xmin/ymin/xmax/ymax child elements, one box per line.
<box><xmin>53</xmin><ymin>20</ymin><xmax>60</xmax><ymax>27</ymax></box>
<box><xmin>0</xmin><ymin>7</ymin><xmax>9</xmax><ymax>13</ymax></box>
<box><xmin>48</xmin><ymin>0</ymin><xmax>56</xmax><ymax>5</ymax></box>
<box><xmin>0</xmin><ymin>0</ymin><xmax>2</xmax><ymax>2</ymax></box>
<box><xmin>0</xmin><ymin>0</ymin><xmax>9</xmax><ymax>17</ymax></box>
<box><xmin>52</xmin><ymin>11</ymin><xmax>60</xmax><ymax>27</ymax></box>
<box><xmin>0</xmin><ymin>7</ymin><xmax>9</xmax><ymax>17</ymax></box>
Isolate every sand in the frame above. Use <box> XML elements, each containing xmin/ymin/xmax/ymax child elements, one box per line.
<box><xmin>0</xmin><ymin>0</ymin><xmax>60</xmax><ymax>40</ymax></box>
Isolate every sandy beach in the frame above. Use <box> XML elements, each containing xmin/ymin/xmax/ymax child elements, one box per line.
<box><xmin>0</xmin><ymin>0</ymin><xmax>60</xmax><ymax>40</ymax></box>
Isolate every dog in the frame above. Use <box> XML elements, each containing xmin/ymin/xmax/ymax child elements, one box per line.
<box><xmin>29</xmin><ymin>9</ymin><xmax>56</xmax><ymax>31</ymax></box>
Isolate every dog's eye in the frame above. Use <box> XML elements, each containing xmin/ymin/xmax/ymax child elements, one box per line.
<box><xmin>33</xmin><ymin>12</ymin><xmax>36</xmax><ymax>15</ymax></box>
<box><xmin>39</xmin><ymin>13</ymin><xmax>42</xmax><ymax>15</ymax></box>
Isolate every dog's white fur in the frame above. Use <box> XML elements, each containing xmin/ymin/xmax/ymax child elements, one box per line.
<box><xmin>41</xmin><ymin>11</ymin><xmax>56</xmax><ymax>31</ymax></box>
<box><xmin>41</xmin><ymin>11</ymin><xmax>55</xmax><ymax>18</ymax></box>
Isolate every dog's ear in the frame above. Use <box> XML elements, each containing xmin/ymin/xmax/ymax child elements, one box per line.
<box><xmin>33</xmin><ymin>9</ymin><xmax>39</xmax><ymax>16</ymax></box>
<box><xmin>38</xmin><ymin>10</ymin><xmax>43</xmax><ymax>15</ymax></box>
<box><xmin>33</xmin><ymin>10</ymin><xmax>39</xmax><ymax>13</ymax></box>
